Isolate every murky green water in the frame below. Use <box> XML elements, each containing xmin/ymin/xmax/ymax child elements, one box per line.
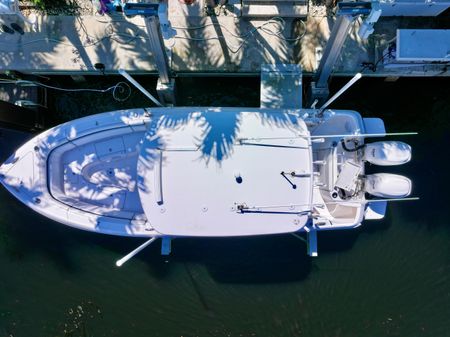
<box><xmin>0</xmin><ymin>76</ymin><xmax>449</xmax><ymax>337</ymax></box>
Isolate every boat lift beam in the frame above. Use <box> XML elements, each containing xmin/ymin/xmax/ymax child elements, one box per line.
<box><xmin>118</xmin><ymin>68</ymin><xmax>163</xmax><ymax>107</ymax></box>
<box><xmin>306</xmin><ymin>228</ymin><xmax>318</xmax><ymax>257</ymax></box>
<box><xmin>123</xmin><ymin>2</ymin><xmax>176</xmax><ymax>105</ymax></box>
<box><xmin>161</xmin><ymin>237</ymin><xmax>172</xmax><ymax>255</ymax></box>
<box><xmin>307</xmin><ymin>1</ymin><xmax>382</xmax><ymax>107</ymax></box>
<box><xmin>316</xmin><ymin>72</ymin><xmax>362</xmax><ymax>114</ymax></box>
<box><xmin>116</xmin><ymin>237</ymin><xmax>157</xmax><ymax>267</ymax></box>
<box><xmin>291</xmin><ymin>229</ymin><xmax>318</xmax><ymax>257</ymax></box>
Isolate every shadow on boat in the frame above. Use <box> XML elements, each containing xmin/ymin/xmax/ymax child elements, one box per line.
<box><xmin>0</xmin><ymin>109</ymin><xmax>389</xmax><ymax>283</ymax></box>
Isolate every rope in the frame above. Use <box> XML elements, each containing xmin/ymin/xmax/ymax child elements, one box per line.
<box><xmin>0</xmin><ymin>78</ymin><xmax>132</xmax><ymax>102</ymax></box>
<box><xmin>0</xmin><ymin>17</ymin><xmax>306</xmax><ymax>54</ymax></box>
<box><xmin>172</xmin><ymin>17</ymin><xmax>307</xmax><ymax>54</ymax></box>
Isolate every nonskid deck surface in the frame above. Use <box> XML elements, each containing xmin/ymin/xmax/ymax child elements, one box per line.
<box><xmin>50</xmin><ymin>129</ymin><xmax>146</xmax><ymax>220</ymax></box>
<box><xmin>137</xmin><ymin>110</ymin><xmax>315</xmax><ymax>236</ymax></box>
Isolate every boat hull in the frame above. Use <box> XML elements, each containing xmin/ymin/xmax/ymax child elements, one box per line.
<box><xmin>0</xmin><ymin>107</ymin><xmax>383</xmax><ymax>238</ymax></box>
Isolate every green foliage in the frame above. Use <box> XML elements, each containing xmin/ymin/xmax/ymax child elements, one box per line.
<box><xmin>28</xmin><ymin>0</ymin><xmax>79</xmax><ymax>14</ymax></box>
<box><xmin>29</xmin><ymin>0</ymin><xmax>45</xmax><ymax>9</ymax></box>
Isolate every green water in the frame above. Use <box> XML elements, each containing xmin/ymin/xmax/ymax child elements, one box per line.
<box><xmin>0</xmin><ymin>77</ymin><xmax>449</xmax><ymax>337</ymax></box>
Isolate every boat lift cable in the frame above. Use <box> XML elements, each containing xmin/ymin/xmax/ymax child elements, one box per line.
<box><xmin>341</xmin><ymin>139</ymin><xmax>366</xmax><ymax>152</ymax></box>
<box><xmin>95</xmin><ymin>16</ymin><xmax>307</xmax><ymax>51</ymax></box>
<box><xmin>0</xmin><ymin>32</ymin><xmax>145</xmax><ymax>49</ymax></box>
<box><xmin>291</xmin><ymin>232</ymin><xmax>307</xmax><ymax>243</ymax></box>
<box><xmin>0</xmin><ymin>78</ymin><xmax>132</xmax><ymax>102</ymax></box>
<box><xmin>90</xmin><ymin>16</ymin><xmax>305</xmax><ymax>42</ymax></box>
<box><xmin>0</xmin><ymin>17</ymin><xmax>305</xmax><ymax>55</ymax></box>
<box><xmin>171</xmin><ymin>17</ymin><xmax>306</xmax><ymax>54</ymax></box>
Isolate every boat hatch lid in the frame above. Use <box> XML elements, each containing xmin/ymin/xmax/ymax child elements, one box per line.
<box><xmin>137</xmin><ymin>109</ymin><xmax>313</xmax><ymax>237</ymax></box>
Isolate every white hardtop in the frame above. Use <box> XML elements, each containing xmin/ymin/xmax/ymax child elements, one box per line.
<box><xmin>137</xmin><ymin>108</ymin><xmax>313</xmax><ymax>236</ymax></box>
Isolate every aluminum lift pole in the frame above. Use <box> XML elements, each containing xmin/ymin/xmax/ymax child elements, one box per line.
<box><xmin>307</xmin><ymin>14</ymin><xmax>356</xmax><ymax>107</ymax></box>
<box><xmin>116</xmin><ymin>237</ymin><xmax>157</xmax><ymax>267</ymax></box>
<box><xmin>317</xmin><ymin>72</ymin><xmax>362</xmax><ymax>115</ymax></box>
<box><xmin>144</xmin><ymin>15</ymin><xmax>170</xmax><ymax>85</ymax></box>
<box><xmin>315</xmin><ymin>15</ymin><xmax>355</xmax><ymax>91</ymax></box>
<box><xmin>123</xmin><ymin>2</ymin><xmax>176</xmax><ymax>105</ymax></box>
<box><xmin>307</xmin><ymin>2</ymin><xmax>381</xmax><ymax>107</ymax></box>
<box><xmin>118</xmin><ymin>68</ymin><xmax>163</xmax><ymax>107</ymax></box>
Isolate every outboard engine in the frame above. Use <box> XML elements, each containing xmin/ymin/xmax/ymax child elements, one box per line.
<box><xmin>365</xmin><ymin>173</ymin><xmax>412</xmax><ymax>198</ymax></box>
<box><xmin>363</xmin><ymin>141</ymin><xmax>411</xmax><ymax>166</ymax></box>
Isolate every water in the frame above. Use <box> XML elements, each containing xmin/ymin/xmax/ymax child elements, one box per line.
<box><xmin>0</xmin><ymin>76</ymin><xmax>449</xmax><ymax>337</ymax></box>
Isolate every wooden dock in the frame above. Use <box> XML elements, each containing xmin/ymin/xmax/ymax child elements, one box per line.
<box><xmin>0</xmin><ymin>0</ymin><xmax>448</xmax><ymax>77</ymax></box>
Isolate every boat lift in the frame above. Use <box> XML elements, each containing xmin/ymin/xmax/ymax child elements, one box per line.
<box><xmin>307</xmin><ymin>1</ymin><xmax>382</xmax><ymax>107</ymax></box>
<box><xmin>123</xmin><ymin>2</ymin><xmax>176</xmax><ymax>105</ymax></box>
<box><xmin>112</xmin><ymin>2</ymin><xmax>408</xmax><ymax>267</ymax></box>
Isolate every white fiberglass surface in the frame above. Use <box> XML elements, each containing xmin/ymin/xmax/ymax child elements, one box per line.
<box><xmin>0</xmin><ymin>107</ymin><xmax>374</xmax><ymax>235</ymax></box>
<box><xmin>138</xmin><ymin>109</ymin><xmax>313</xmax><ymax>237</ymax></box>
<box><xmin>51</xmin><ymin>129</ymin><xmax>146</xmax><ymax>219</ymax></box>
<box><xmin>310</xmin><ymin>111</ymin><xmax>366</xmax><ymax>227</ymax></box>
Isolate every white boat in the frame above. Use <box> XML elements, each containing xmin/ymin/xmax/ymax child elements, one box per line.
<box><xmin>0</xmin><ymin>107</ymin><xmax>414</xmax><ymax>263</ymax></box>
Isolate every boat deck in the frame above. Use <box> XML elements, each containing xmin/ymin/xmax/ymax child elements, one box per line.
<box><xmin>49</xmin><ymin>128</ymin><xmax>146</xmax><ymax>220</ymax></box>
<box><xmin>138</xmin><ymin>109</ymin><xmax>314</xmax><ymax>236</ymax></box>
